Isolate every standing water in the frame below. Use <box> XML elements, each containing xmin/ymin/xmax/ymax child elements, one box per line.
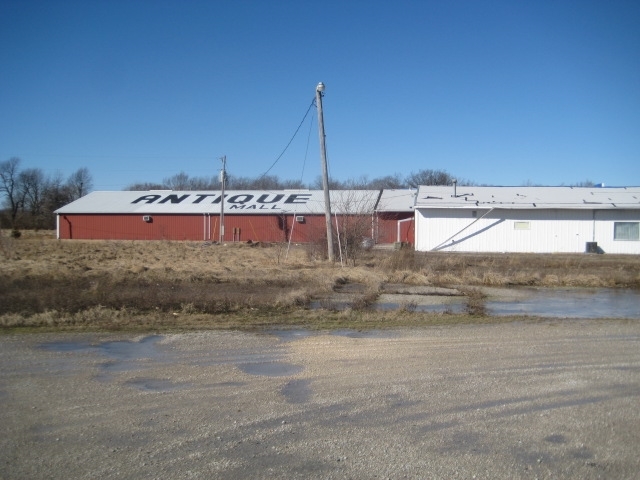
<box><xmin>487</xmin><ymin>287</ymin><xmax>640</xmax><ymax>319</ymax></box>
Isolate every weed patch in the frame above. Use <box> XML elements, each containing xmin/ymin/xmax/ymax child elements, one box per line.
<box><xmin>2</xmin><ymin>233</ymin><xmax>639</xmax><ymax>331</ymax></box>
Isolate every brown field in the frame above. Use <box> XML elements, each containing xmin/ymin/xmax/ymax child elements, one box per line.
<box><xmin>1</xmin><ymin>229</ymin><xmax>639</xmax><ymax>331</ymax></box>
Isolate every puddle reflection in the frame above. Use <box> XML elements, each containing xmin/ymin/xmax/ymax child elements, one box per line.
<box><xmin>487</xmin><ymin>288</ymin><xmax>640</xmax><ymax>319</ymax></box>
<box><xmin>370</xmin><ymin>287</ymin><xmax>640</xmax><ymax>319</ymax></box>
<box><xmin>40</xmin><ymin>335</ymin><xmax>169</xmax><ymax>375</ymax></box>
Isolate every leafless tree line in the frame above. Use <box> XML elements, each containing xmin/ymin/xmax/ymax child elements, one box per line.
<box><xmin>126</xmin><ymin>169</ymin><xmax>464</xmax><ymax>191</ymax></box>
<box><xmin>0</xmin><ymin>157</ymin><xmax>93</xmax><ymax>230</ymax></box>
<box><xmin>2</xmin><ymin>156</ymin><xmax>598</xmax><ymax>233</ymax></box>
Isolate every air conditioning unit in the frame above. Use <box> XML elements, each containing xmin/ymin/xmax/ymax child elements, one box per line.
<box><xmin>295</xmin><ymin>215</ymin><xmax>305</xmax><ymax>223</ymax></box>
<box><xmin>142</xmin><ymin>215</ymin><xmax>152</xmax><ymax>222</ymax></box>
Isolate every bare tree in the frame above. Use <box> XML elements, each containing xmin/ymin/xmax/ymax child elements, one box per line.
<box><xmin>44</xmin><ymin>172</ymin><xmax>72</xmax><ymax>213</ymax></box>
<box><xmin>188</xmin><ymin>176</ymin><xmax>217</xmax><ymax>190</ymax></box>
<box><xmin>341</xmin><ymin>174</ymin><xmax>406</xmax><ymax>190</ymax></box>
<box><xmin>250</xmin><ymin>175</ymin><xmax>286</xmax><ymax>190</ymax></box>
<box><xmin>164</xmin><ymin>172</ymin><xmax>189</xmax><ymax>190</ymax></box>
<box><xmin>310</xmin><ymin>175</ymin><xmax>347</xmax><ymax>190</ymax></box>
<box><xmin>405</xmin><ymin>169</ymin><xmax>455</xmax><ymax>188</ymax></box>
<box><xmin>572</xmin><ymin>180</ymin><xmax>596</xmax><ymax>187</ymax></box>
<box><xmin>125</xmin><ymin>181</ymin><xmax>169</xmax><ymax>191</ymax></box>
<box><xmin>367</xmin><ymin>174</ymin><xmax>405</xmax><ymax>189</ymax></box>
<box><xmin>228</xmin><ymin>174</ymin><xmax>305</xmax><ymax>190</ymax></box>
<box><xmin>280</xmin><ymin>179</ymin><xmax>307</xmax><ymax>189</ymax></box>
<box><xmin>66</xmin><ymin>167</ymin><xmax>93</xmax><ymax>200</ymax></box>
<box><xmin>341</xmin><ymin>176</ymin><xmax>372</xmax><ymax>189</ymax></box>
<box><xmin>331</xmin><ymin>190</ymin><xmax>379</xmax><ymax>266</ymax></box>
<box><xmin>19</xmin><ymin>168</ymin><xmax>47</xmax><ymax>228</ymax></box>
<box><xmin>0</xmin><ymin>157</ymin><xmax>23</xmax><ymax>226</ymax></box>
<box><xmin>159</xmin><ymin>172</ymin><xmax>219</xmax><ymax>190</ymax></box>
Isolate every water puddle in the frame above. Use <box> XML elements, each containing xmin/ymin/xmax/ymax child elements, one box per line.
<box><xmin>315</xmin><ymin>276</ymin><xmax>640</xmax><ymax>319</ymax></box>
<box><xmin>124</xmin><ymin>378</ymin><xmax>191</xmax><ymax>392</ymax></box>
<box><xmin>39</xmin><ymin>335</ymin><xmax>165</xmax><ymax>359</ymax></box>
<box><xmin>281</xmin><ymin>379</ymin><xmax>313</xmax><ymax>403</ymax></box>
<box><xmin>486</xmin><ymin>288</ymin><xmax>640</xmax><ymax>319</ymax></box>
<box><xmin>38</xmin><ymin>340</ymin><xmax>95</xmax><ymax>353</ymax></box>
<box><xmin>376</xmin><ymin>293</ymin><xmax>467</xmax><ymax>314</ymax></box>
<box><xmin>40</xmin><ymin>334</ymin><xmax>307</xmax><ymax>382</ymax></box>
<box><xmin>40</xmin><ymin>335</ymin><xmax>168</xmax><ymax>376</ymax></box>
<box><xmin>97</xmin><ymin>335</ymin><xmax>165</xmax><ymax>360</ymax></box>
<box><xmin>315</xmin><ymin>285</ymin><xmax>640</xmax><ymax>319</ymax></box>
<box><xmin>331</xmin><ymin>329</ymin><xmax>400</xmax><ymax>339</ymax></box>
<box><xmin>265</xmin><ymin>329</ymin><xmax>315</xmax><ymax>342</ymax></box>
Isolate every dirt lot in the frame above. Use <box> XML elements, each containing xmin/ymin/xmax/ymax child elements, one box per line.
<box><xmin>1</xmin><ymin>320</ymin><xmax>639</xmax><ymax>479</ymax></box>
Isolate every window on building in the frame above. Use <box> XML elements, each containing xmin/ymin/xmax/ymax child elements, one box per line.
<box><xmin>514</xmin><ymin>221</ymin><xmax>530</xmax><ymax>230</ymax></box>
<box><xmin>614</xmin><ymin>222</ymin><xmax>640</xmax><ymax>241</ymax></box>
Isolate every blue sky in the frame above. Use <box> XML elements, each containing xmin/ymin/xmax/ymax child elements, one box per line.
<box><xmin>1</xmin><ymin>0</ymin><xmax>639</xmax><ymax>190</ymax></box>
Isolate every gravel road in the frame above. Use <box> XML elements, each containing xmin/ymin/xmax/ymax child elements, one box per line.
<box><xmin>1</xmin><ymin>320</ymin><xmax>639</xmax><ymax>479</ymax></box>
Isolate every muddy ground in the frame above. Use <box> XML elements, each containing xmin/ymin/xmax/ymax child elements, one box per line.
<box><xmin>2</xmin><ymin>320</ymin><xmax>639</xmax><ymax>479</ymax></box>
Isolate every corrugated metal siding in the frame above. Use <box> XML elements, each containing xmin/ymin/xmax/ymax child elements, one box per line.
<box><xmin>400</xmin><ymin>217</ymin><xmax>415</xmax><ymax>245</ymax></box>
<box><xmin>415</xmin><ymin>208</ymin><xmax>637</xmax><ymax>253</ymax></box>
<box><xmin>593</xmin><ymin>210</ymin><xmax>640</xmax><ymax>254</ymax></box>
<box><xmin>376</xmin><ymin>213</ymin><xmax>414</xmax><ymax>244</ymax></box>
<box><xmin>218</xmin><ymin>215</ymin><xmax>328</xmax><ymax>243</ymax></box>
<box><xmin>58</xmin><ymin>214</ymin><xmax>208</xmax><ymax>240</ymax></box>
<box><xmin>216</xmin><ymin>214</ymin><xmax>375</xmax><ymax>244</ymax></box>
<box><xmin>287</xmin><ymin>216</ymin><xmax>329</xmax><ymax>243</ymax></box>
<box><xmin>217</xmin><ymin>215</ymin><xmax>285</xmax><ymax>243</ymax></box>
<box><xmin>57</xmin><ymin>213</ymin><xmax>372</xmax><ymax>244</ymax></box>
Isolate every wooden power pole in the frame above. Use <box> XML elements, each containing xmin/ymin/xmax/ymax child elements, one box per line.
<box><xmin>315</xmin><ymin>82</ymin><xmax>335</xmax><ymax>262</ymax></box>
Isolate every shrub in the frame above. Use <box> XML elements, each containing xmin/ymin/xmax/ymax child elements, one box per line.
<box><xmin>461</xmin><ymin>287</ymin><xmax>487</xmax><ymax>316</ymax></box>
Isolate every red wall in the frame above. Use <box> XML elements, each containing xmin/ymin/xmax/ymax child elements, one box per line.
<box><xmin>58</xmin><ymin>213</ymin><xmax>414</xmax><ymax>244</ymax></box>
<box><xmin>58</xmin><ymin>214</ymin><xmax>208</xmax><ymax>240</ymax></box>
<box><xmin>375</xmin><ymin>212</ymin><xmax>415</xmax><ymax>244</ymax></box>
<box><xmin>58</xmin><ymin>214</ymin><xmax>341</xmax><ymax>242</ymax></box>
<box><xmin>212</xmin><ymin>214</ymin><xmax>328</xmax><ymax>243</ymax></box>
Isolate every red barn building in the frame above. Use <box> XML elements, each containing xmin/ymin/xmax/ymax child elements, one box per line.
<box><xmin>55</xmin><ymin>189</ymin><xmax>408</xmax><ymax>243</ymax></box>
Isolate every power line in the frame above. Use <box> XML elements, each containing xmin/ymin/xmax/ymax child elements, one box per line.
<box><xmin>299</xmin><ymin>106</ymin><xmax>316</xmax><ymax>184</ymax></box>
<box><xmin>257</xmin><ymin>98</ymin><xmax>316</xmax><ymax>181</ymax></box>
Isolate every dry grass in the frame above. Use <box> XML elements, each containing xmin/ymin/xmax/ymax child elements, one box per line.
<box><xmin>380</xmin><ymin>249</ymin><xmax>640</xmax><ymax>289</ymax></box>
<box><xmin>1</xmin><ymin>230</ymin><xmax>639</xmax><ymax>331</ymax></box>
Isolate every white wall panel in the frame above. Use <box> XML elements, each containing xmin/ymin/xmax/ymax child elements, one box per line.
<box><xmin>415</xmin><ymin>208</ymin><xmax>640</xmax><ymax>254</ymax></box>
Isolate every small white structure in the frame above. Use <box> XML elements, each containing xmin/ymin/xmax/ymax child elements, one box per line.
<box><xmin>414</xmin><ymin>186</ymin><xmax>640</xmax><ymax>254</ymax></box>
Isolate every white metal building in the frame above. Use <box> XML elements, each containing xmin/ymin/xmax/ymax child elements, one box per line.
<box><xmin>414</xmin><ymin>186</ymin><xmax>640</xmax><ymax>254</ymax></box>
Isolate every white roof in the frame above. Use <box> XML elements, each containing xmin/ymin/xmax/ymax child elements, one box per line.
<box><xmin>415</xmin><ymin>186</ymin><xmax>640</xmax><ymax>210</ymax></box>
<box><xmin>376</xmin><ymin>189</ymin><xmax>416</xmax><ymax>212</ymax></box>
<box><xmin>56</xmin><ymin>190</ymin><xmax>382</xmax><ymax>215</ymax></box>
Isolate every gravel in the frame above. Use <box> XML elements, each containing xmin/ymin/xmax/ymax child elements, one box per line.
<box><xmin>1</xmin><ymin>320</ymin><xmax>639</xmax><ymax>479</ymax></box>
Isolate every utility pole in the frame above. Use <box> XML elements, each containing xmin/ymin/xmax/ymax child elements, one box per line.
<box><xmin>219</xmin><ymin>155</ymin><xmax>226</xmax><ymax>244</ymax></box>
<box><xmin>316</xmin><ymin>82</ymin><xmax>335</xmax><ymax>261</ymax></box>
